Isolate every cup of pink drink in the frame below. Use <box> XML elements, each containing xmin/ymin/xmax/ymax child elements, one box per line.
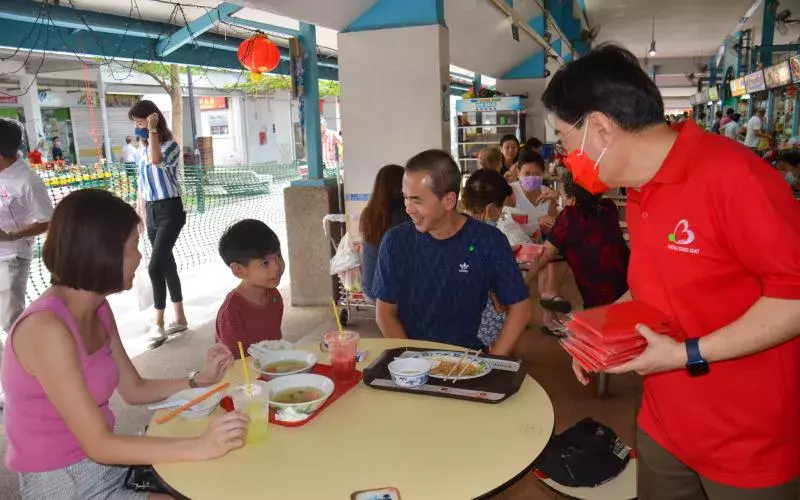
<box><xmin>323</xmin><ymin>330</ymin><xmax>359</xmax><ymax>382</ymax></box>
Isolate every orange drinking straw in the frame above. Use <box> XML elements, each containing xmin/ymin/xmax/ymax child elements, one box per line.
<box><xmin>155</xmin><ymin>383</ymin><xmax>230</xmax><ymax>425</ymax></box>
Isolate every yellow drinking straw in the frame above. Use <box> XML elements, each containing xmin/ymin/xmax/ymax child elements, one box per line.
<box><xmin>237</xmin><ymin>341</ymin><xmax>252</xmax><ymax>397</ymax></box>
<box><xmin>331</xmin><ymin>299</ymin><xmax>344</xmax><ymax>339</ymax></box>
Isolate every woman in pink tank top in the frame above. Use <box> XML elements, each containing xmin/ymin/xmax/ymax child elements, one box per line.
<box><xmin>1</xmin><ymin>189</ymin><xmax>249</xmax><ymax>499</ymax></box>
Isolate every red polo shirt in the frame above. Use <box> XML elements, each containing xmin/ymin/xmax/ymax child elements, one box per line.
<box><xmin>627</xmin><ymin>120</ymin><xmax>800</xmax><ymax>488</ymax></box>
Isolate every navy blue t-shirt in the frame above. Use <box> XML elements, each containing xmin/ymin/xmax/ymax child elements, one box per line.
<box><xmin>372</xmin><ymin>218</ymin><xmax>529</xmax><ymax>349</ymax></box>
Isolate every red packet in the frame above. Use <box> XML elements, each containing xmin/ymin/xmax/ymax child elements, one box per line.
<box><xmin>516</xmin><ymin>243</ymin><xmax>543</xmax><ymax>262</ymax></box>
<box><xmin>511</xmin><ymin>213</ymin><xmax>529</xmax><ymax>225</ymax></box>
<box><xmin>570</xmin><ymin>300</ymin><xmax>674</xmax><ymax>341</ymax></box>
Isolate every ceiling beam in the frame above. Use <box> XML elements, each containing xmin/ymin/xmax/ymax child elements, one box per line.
<box><xmin>221</xmin><ymin>14</ymin><xmax>300</xmax><ymax>37</ymax></box>
<box><xmin>0</xmin><ymin>17</ymin><xmax>340</xmax><ymax>80</ymax></box>
<box><xmin>156</xmin><ymin>2</ymin><xmax>242</xmax><ymax>57</ymax></box>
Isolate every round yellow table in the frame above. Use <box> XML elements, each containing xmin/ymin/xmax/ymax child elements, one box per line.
<box><xmin>147</xmin><ymin>338</ymin><xmax>555</xmax><ymax>499</ymax></box>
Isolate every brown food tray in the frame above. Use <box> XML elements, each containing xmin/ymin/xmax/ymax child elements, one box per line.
<box><xmin>362</xmin><ymin>347</ymin><xmax>526</xmax><ymax>404</ymax></box>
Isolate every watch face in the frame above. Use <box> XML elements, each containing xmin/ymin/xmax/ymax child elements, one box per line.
<box><xmin>687</xmin><ymin>361</ymin><xmax>710</xmax><ymax>377</ymax></box>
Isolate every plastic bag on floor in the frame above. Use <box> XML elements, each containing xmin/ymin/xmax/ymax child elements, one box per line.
<box><xmin>330</xmin><ymin>232</ymin><xmax>360</xmax><ymax>275</ymax></box>
<box><xmin>134</xmin><ymin>241</ymin><xmax>153</xmax><ymax>311</ymax></box>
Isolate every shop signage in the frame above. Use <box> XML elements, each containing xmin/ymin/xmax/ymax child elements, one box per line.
<box><xmin>707</xmin><ymin>86</ymin><xmax>719</xmax><ymax>101</ymax></box>
<box><xmin>763</xmin><ymin>61</ymin><xmax>791</xmax><ymax>89</ymax></box>
<box><xmin>744</xmin><ymin>71</ymin><xmax>766</xmax><ymax>93</ymax></box>
<box><xmin>729</xmin><ymin>77</ymin><xmax>747</xmax><ymax>97</ymax></box>
<box><xmin>790</xmin><ymin>55</ymin><xmax>800</xmax><ymax>83</ymax></box>
<box><xmin>455</xmin><ymin>96</ymin><xmax>522</xmax><ymax>112</ymax></box>
<box><xmin>0</xmin><ymin>96</ymin><xmax>18</xmax><ymax>104</ymax></box>
<box><xmin>199</xmin><ymin>96</ymin><xmax>227</xmax><ymax>110</ymax></box>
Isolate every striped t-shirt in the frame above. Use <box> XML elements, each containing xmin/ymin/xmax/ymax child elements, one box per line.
<box><xmin>138</xmin><ymin>140</ymin><xmax>181</xmax><ymax>202</ymax></box>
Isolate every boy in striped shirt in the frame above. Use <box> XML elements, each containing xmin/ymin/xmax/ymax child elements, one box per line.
<box><xmin>215</xmin><ymin>219</ymin><xmax>285</xmax><ymax>357</ymax></box>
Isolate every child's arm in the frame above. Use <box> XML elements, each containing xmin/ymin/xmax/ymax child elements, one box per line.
<box><xmin>216</xmin><ymin>305</ymin><xmax>250</xmax><ymax>358</ymax></box>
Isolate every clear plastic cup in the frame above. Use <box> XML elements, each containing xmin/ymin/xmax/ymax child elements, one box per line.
<box><xmin>323</xmin><ymin>330</ymin><xmax>359</xmax><ymax>382</ymax></box>
<box><xmin>230</xmin><ymin>384</ymin><xmax>269</xmax><ymax>445</ymax></box>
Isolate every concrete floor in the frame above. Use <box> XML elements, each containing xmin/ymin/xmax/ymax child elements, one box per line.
<box><xmin>0</xmin><ymin>274</ymin><xmax>641</xmax><ymax>499</ymax></box>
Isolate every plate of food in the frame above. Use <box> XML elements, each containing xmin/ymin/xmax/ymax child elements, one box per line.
<box><xmin>417</xmin><ymin>351</ymin><xmax>492</xmax><ymax>381</ymax></box>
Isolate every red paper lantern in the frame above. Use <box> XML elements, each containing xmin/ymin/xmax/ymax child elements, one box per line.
<box><xmin>237</xmin><ymin>34</ymin><xmax>281</xmax><ymax>75</ymax></box>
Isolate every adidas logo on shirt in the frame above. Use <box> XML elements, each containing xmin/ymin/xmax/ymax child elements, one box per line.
<box><xmin>459</xmin><ymin>262</ymin><xmax>470</xmax><ymax>274</ymax></box>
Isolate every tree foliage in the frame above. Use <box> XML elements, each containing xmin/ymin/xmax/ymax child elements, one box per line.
<box><xmin>226</xmin><ymin>73</ymin><xmax>340</xmax><ymax>97</ymax></box>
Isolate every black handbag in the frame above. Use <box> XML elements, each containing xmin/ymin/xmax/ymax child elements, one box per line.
<box><xmin>124</xmin><ymin>465</ymin><xmax>171</xmax><ymax>494</ymax></box>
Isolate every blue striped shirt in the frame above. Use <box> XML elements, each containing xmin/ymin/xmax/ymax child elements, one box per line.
<box><xmin>138</xmin><ymin>140</ymin><xmax>181</xmax><ymax>202</ymax></box>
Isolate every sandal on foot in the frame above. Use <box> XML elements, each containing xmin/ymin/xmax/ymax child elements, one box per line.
<box><xmin>539</xmin><ymin>296</ymin><xmax>572</xmax><ymax>314</ymax></box>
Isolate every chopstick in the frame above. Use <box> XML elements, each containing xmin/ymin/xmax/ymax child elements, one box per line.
<box><xmin>155</xmin><ymin>383</ymin><xmax>230</xmax><ymax>425</ymax></box>
<box><xmin>453</xmin><ymin>349</ymin><xmax>483</xmax><ymax>383</ymax></box>
<box><xmin>446</xmin><ymin>349</ymin><xmax>479</xmax><ymax>382</ymax></box>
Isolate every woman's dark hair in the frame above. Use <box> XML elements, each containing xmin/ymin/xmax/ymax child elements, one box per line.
<box><xmin>725</xmin><ymin>108</ymin><xmax>734</xmax><ymax>116</ymax></box>
<box><xmin>778</xmin><ymin>149</ymin><xmax>800</xmax><ymax>167</ymax></box>
<box><xmin>43</xmin><ymin>189</ymin><xmax>140</xmax><ymax>293</ymax></box>
<box><xmin>0</xmin><ymin>118</ymin><xmax>23</xmax><ymax>160</ymax></box>
<box><xmin>500</xmin><ymin>135</ymin><xmax>520</xmax><ymax>165</ymax></box>
<box><xmin>219</xmin><ymin>219</ymin><xmax>281</xmax><ymax>266</ymax></box>
<box><xmin>732</xmin><ymin>113</ymin><xmax>741</xmax><ymax>122</ymax></box>
<box><xmin>562</xmin><ymin>172</ymin><xmax>603</xmax><ymax>216</ymax></box>
<box><xmin>360</xmin><ymin>164</ymin><xmax>406</xmax><ymax>247</ymax></box>
<box><xmin>518</xmin><ymin>150</ymin><xmax>546</xmax><ymax>171</ymax></box>
<box><xmin>524</xmin><ymin>137</ymin><xmax>544</xmax><ymax>151</ymax></box>
<box><xmin>461</xmin><ymin>169</ymin><xmax>512</xmax><ymax>215</ymax></box>
<box><xmin>128</xmin><ymin>100</ymin><xmax>173</xmax><ymax>144</ymax></box>
<box><xmin>542</xmin><ymin>44</ymin><xmax>664</xmax><ymax>132</ymax></box>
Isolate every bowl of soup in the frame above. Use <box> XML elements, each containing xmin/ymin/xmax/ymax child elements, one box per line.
<box><xmin>387</xmin><ymin>358</ymin><xmax>432</xmax><ymax>388</ymax></box>
<box><xmin>265</xmin><ymin>373</ymin><xmax>335</xmax><ymax>414</ymax></box>
<box><xmin>252</xmin><ymin>350</ymin><xmax>317</xmax><ymax>377</ymax></box>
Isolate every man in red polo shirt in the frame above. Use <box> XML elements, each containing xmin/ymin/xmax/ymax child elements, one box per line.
<box><xmin>542</xmin><ymin>44</ymin><xmax>800</xmax><ymax>499</ymax></box>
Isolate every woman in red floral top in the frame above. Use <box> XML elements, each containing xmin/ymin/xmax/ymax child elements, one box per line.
<box><xmin>526</xmin><ymin>172</ymin><xmax>630</xmax><ymax>310</ymax></box>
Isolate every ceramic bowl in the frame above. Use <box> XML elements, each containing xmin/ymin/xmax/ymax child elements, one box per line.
<box><xmin>387</xmin><ymin>358</ymin><xmax>432</xmax><ymax>388</ymax></box>
<box><xmin>265</xmin><ymin>373</ymin><xmax>335</xmax><ymax>414</ymax></box>
<box><xmin>252</xmin><ymin>350</ymin><xmax>317</xmax><ymax>377</ymax></box>
<box><xmin>166</xmin><ymin>387</ymin><xmax>222</xmax><ymax>420</ymax></box>
<box><xmin>247</xmin><ymin>340</ymin><xmax>294</xmax><ymax>358</ymax></box>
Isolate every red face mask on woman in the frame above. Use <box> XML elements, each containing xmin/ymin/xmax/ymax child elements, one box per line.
<box><xmin>562</xmin><ymin>122</ymin><xmax>610</xmax><ymax>195</ymax></box>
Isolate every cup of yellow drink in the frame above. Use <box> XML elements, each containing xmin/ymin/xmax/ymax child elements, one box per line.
<box><xmin>230</xmin><ymin>382</ymin><xmax>269</xmax><ymax>445</ymax></box>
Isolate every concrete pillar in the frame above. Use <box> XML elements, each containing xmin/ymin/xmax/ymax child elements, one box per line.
<box><xmin>338</xmin><ymin>24</ymin><xmax>450</xmax><ymax>235</ymax></box>
<box><xmin>18</xmin><ymin>75</ymin><xmax>42</xmax><ymax>152</ymax></box>
<box><xmin>97</xmin><ymin>70</ymin><xmax>113</xmax><ymax>163</ymax></box>
<box><xmin>283</xmin><ymin>184</ymin><xmax>340</xmax><ymax>306</ymax></box>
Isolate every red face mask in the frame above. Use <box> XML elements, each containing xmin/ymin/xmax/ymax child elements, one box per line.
<box><xmin>562</xmin><ymin>122</ymin><xmax>609</xmax><ymax>195</ymax></box>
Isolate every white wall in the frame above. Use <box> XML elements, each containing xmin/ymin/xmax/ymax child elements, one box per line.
<box><xmin>495</xmin><ymin>78</ymin><xmax>550</xmax><ymax>142</ymax></box>
<box><xmin>338</xmin><ymin>24</ymin><xmax>450</xmax><ymax>233</ymax></box>
<box><xmin>242</xmin><ymin>91</ymin><xmax>295</xmax><ymax>165</ymax></box>
<box><xmin>144</xmin><ymin>92</ymin><xmax>296</xmax><ymax>167</ymax></box>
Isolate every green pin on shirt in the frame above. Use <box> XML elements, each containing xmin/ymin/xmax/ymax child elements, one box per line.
<box><xmin>469</xmin><ymin>245</ymin><xmax>475</xmax><ymax>252</ymax></box>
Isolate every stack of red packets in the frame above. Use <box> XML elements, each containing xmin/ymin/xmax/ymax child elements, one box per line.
<box><xmin>560</xmin><ymin>300</ymin><xmax>674</xmax><ymax>373</ymax></box>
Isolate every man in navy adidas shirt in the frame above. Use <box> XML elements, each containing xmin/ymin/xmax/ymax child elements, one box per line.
<box><xmin>372</xmin><ymin>150</ymin><xmax>531</xmax><ymax>355</ymax></box>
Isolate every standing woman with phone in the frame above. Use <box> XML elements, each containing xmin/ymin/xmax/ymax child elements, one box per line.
<box><xmin>129</xmin><ymin>100</ymin><xmax>188</xmax><ymax>345</ymax></box>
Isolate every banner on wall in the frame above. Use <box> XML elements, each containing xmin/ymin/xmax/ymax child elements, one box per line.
<box><xmin>730</xmin><ymin>77</ymin><xmax>747</xmax><ymax>97</ymax></box>
<box><xmin>199</xmin><ymin>96</ymin><xmax>228</xmax><ymax>110</ymax></box>
<box><xmin>455</xmin><ymin>96</ymin><xmax>522</xmax><ymax>112</ymax></box>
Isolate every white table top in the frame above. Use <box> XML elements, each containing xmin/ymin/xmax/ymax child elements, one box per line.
<box><xmin>148</xmin><ymin>338</ymin><xmax>555</xmax><ymax>499</ymax></box>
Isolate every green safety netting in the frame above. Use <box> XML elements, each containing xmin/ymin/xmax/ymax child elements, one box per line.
<box><xmin>26</xmin><ymin>161</ymin><xmax>342</xmax><ymax>301</ymax></box>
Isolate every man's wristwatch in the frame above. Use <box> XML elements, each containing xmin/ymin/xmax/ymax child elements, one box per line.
<box><xmin>685</xmin><ymin>338</ymin><xmax>710</xmax><ymax>377</ymax></box>
<box><xmin>188</xmin><ymin>370</ymin><xmax>200</xmax><ymax>388</ymax></box>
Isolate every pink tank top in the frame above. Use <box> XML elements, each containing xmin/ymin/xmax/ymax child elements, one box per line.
<box><xmin>1</xmin><ymin>295</ymin><xmax>119</xmax><ymax>472</ymax></box>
